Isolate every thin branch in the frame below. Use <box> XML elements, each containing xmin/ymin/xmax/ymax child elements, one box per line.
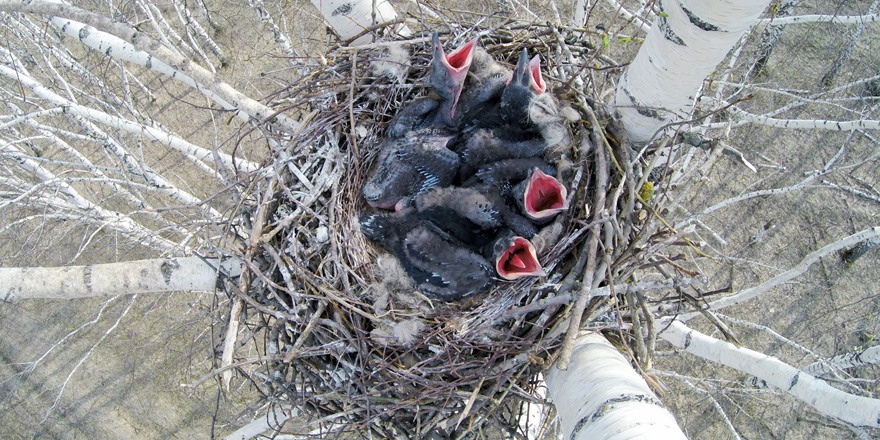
<box><xmin>0</xmin><ymin>0</ymin><xmax>301</xmax><ymax>134</ymax></box>
<box><xmin>677</xmin><ymin>227</ymin><xmax>880</xmax><ymax>321</ymax></box>
<box><xmin>759</xmin><ymin>13</ymin><xmax>880</xmax><ymax>25</ymax></box>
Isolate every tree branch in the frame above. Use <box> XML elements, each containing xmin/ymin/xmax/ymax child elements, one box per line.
<box><xmin>546</xmin><ymin>332</ymin><xmax>687</xmax><ymax>439</ymax></box>
<box><xmin>676</xmin><ymin>226</ymin><xmax>880</xmax><ymax>321</ymax></box>
<box><xmin>0</xmin><ymin>0</ymin><xmax>301</xmax><ymax>135</ymax></box>
<box><xmin>0</xmin><ymin>257</ymin><xmax>242</xmax><ymax>300</ymax></box>
<box><xmin>660</xmin><ymin>320</ymin><xmax>880</xmax><ymax>428</ymax></box>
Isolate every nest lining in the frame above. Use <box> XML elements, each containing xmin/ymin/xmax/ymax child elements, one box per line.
<box><xmin>230</xmin><ymin>23</ymin><xmax>668</xmax><ymax>438</ymax></box>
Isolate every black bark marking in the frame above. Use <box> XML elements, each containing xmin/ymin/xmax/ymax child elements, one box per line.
<box><xmin>161</xmin><ymin>259</ymin><xmax>180</xmax><ymax>285</ymax></box>
<box><xmin>621</xmin><ymin>88</ymin><xmax>663</xmax><ymax>119</ymax></box>
<box><xmin>681</xmin><ymin>5</ymin><xmax>721</xmax><ymax>31</ymax></box>
<box><xmin>656</xmin><ymin>2</ymin><xmax>686</xmax><ymax>46</ymax></box>
<box><xmin>83</xmin><ymin>265</ymin><xmax>93</xmax><ymax>293</ymax></box>
<box><xmin>332</xmin><ymin>3</ymin><xmax>353</xmax><ymax>16</ymax></box>
<box><xmin>658</xmin><ymin>17</ymin><xmax>686</xmax><ymax>46</ymax></box>
<box><xmin>569</xmin><ymin>393</ymin><xmax>666</xmax><ymax>439</ymax></box>
<box><xmin>638</xmin><ymin>107</ymin><xmax>661</xmax><ymax>118</ymax></box>
<box><xmin>789</xmin><ymin>371</ymin><xmax>799</xmax><ymax>390</ymax></box>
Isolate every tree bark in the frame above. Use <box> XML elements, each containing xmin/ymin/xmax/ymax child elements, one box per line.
<box><xmin>842</xmin><ymin>234</ymin><xmax>880</xmax><ymax>263</ymax></box>
<box><xmin>546</xmin><ymin>333</ymin><xmax>687</xmax><ymax>440</ymax></box>
<box><xmin>660</xmin><ymin>320</ymin><xmax>880</xmax><ymax>428</ymax></box>
<box><xmin>0</xmin><ymin>257</ymin><xmax>242</xmax><ymax>300</ymax></box>
<box><xmin>613</xmin><ymin>0</ymin><xmax>773</xmax><ymax>143</ymax></box>
<box><xmin>0</xmin><ymin>0</ymin><xmax>302</xmax><ymax>135</ymax></box>
<box><xmin>748</xmin><ymin>0</ymin><xmax>800</xmax><ymax>78</ymax></box>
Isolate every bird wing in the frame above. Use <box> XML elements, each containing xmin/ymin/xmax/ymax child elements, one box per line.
<box><xmin>397</xmin><ymin>139</ymin><xmax>460</xmax><ymax>192</ymax></box>
<box><xmin>402</xmin><ymin>226</ymin><xmax>493</xmax><ymax>301</ymax></box>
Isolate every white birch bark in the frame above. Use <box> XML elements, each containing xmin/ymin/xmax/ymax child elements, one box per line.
<box><xmin>310</xmin><ymin>0</ymin><xmax>411</xmax><ymax>46</ymax></box>
<box><xmin>545</xmin><ymin>333</ymin><xmax>687</xmax><ymax>440</ymax></box>
<box><xmin>603</xmin><ymin>0</ymin><xmax>651</xmax><ymax>33</ymax></box>
<box><xmin>1</xmin><ymin>67</ymin><xmax>224</xmax><ymax>215</ymax></box>
<box><xmin>250</xmin><ymin>0</ymin><xmax>298</xmax><ymax>60</ymax></box>
<box><xmin>805</xmin><ymin>345</ymin><xmax>880</xmax><ymax>377</ymax></box>
<box><xmin>712</xmin><ymin>106</ymin><xmax>880</xmax><ymax>131</ymax></box>
<box><xmin>222</xmin><ymin>298</ymin><xmax>243</xmax><ymax>391</ymax></box>
<box><xmin>0</xmin><ymin>257</ymin><xmax>243</xmax><ymax>300</ymax></box>
<box><xmin>820</xmin><ymin>0</ymin><xmax>879</xmax><ymax>86</ymax></box>
<box><xmin>49</xmin><ymin>16</ymin><xmax>245</xmax><ymax>124</ymax></box>
<box><xmin>660</xmin><ymin>320</ymin><xmax>880</xmax><ymax>428</ymax></box>
<box><xmin>0</xmin><ymin>61</ymin><xmax>257</xmax><ymax>175</ymax></box>
<box><xmin>573</xmin><ymin>0</ymin><xmax>588</xmax><ymax>26</ymax></box>
<box><xmin>746</xmin><ymin>0</ymin><xmax>799</xmax><ymax>78</ymax></box>
<box><xmin>614</xmin><ymin>0</ymin><xmax>773</xmax><ymax>143</ymax></box>
<box><xmin>222</xmin><ymin>406</ymin><xmax>295</xmax><ymax>440</ymax></box>
<box><xmin>0</xmin><ymin>140</ymin><xmax>184</xmax><ymax>252</ymax></box>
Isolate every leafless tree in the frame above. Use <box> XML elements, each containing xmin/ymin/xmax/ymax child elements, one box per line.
<box><xmin>0</xmin><ymin>0</ymin><xmax>878</xmax><ymax>438</ymax></box>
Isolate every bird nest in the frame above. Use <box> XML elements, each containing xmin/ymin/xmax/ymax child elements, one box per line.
<box><xmin>230</xmin><ymin>22</ymin><xmax>681</xmax><ymax>438</ymax></box>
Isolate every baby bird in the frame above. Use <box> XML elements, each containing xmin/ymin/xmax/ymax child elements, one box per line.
<box><xmin>414</xmin><ymin>186</ymin><xmax>504</xmax><ymax>248</ymax></box>
<box><xmin>455</xmin><ymin>128</ymin><xmax>548</xmax><ymax>178</ymax></box>
<box><xmin>467</xmin><ymin>157</ymin><xmax>557</xmax><ymax>188</ymax></box>
<box><xmin>464</xmin><ymin>159</ymin><xmax>566</xmax><ymax>238</ymax></box>
<box><xmin>513</xmin><ymin>167</ymin><xmax>569</xmax><ymax>222</ymax></box>
<box><xmin>388</xmin><ymin>32</ymin><xmax>478</xmax><ymax>137</ymax></box>
<box><xmin>453</xmin><ymin>47</ymin><xmax>513</xmax><ymax>129</ymax></box>
<box><xmin>363</xmin><ymin>129</ymin><xmax>459</xmax><ymax>211</ymax></box>
<box><xmin>360</xmin><ymin>211</ymin><xmax>494</xmax><ymax>302</ymax></box>
<box><xmin>500</xmin><ymin>49</ymin><xmax>575</xmax><ymax>151</ymax></box>
<box><xmin>431</xmin><ymin>32</ymin><xmax>478</xmax><ymax>128</ymax></box>
<box><xmin>500</xmin><ymin>49</ymin><xmax>547</xmax><ymax>128</ymax></box>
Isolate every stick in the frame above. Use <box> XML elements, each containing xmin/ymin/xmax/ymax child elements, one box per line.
<box><xmin>557</xmin><ymin>120</ymin><xmax>609</xmax><ymax>370</ymax></box>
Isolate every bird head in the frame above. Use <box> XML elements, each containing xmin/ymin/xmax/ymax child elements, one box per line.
<box><xmin>430</xmin><ymin>32</ymin><xmax>478</xmax><ymax>124</ymax></box>
<box><xmin>507</xmin><ymin>49</ymin><xmax>546</xmax><ymax>94</ymax></box>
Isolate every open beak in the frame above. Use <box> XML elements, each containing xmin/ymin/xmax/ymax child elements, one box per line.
<box><xmin>507</xmin><ymin>49</ymin><xmax>546</xmax><ymax>94</ymax></box>
<box><xmin>523</xmin><ymin>168</ymin><xmax>568</xmax><ymax>220</ymax></box>
<box><xmin>431</xmin><ymin>32</ymin><xmax>477</xmax><ymax>122</ymax></box>
<box><xmin>528</xmin><ymin>55</ymin><xmax>546</xmax><ymax>93</ymax></box>
<box><xmin>495</xmin><ymin>236</ymin><xmax>546</xmax><ymax>280</ymax></box>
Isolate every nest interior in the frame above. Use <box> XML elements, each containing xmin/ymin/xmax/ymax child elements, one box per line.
<box><xmin>231</xmin><ymin>23</ymin><xmax>680</xmax><ymax>438</ymax></box>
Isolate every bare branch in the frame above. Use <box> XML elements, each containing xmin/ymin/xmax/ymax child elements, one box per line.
<box><xmin>0</xmin><ymin>0</ymin><xmax>302</xmax><ymax>134</ymax></box>
<box><xmin>677</xmin><ymin>226</ymin><xmax>880</xmax><ymax>321</ymax></box>
<box><xmin>0</xmin><ymin>257</ymin><xmax>242</xmax><ymax>300</ymax></box>
<box><xmin>758</xmin><ymin>13</ymin><xmax>880</xmax><ymax>25</ymax></box>
<box><xmin>660</xmin><ymin>320</ymin><xmax>880</xmax><ymax>428</ymax></box>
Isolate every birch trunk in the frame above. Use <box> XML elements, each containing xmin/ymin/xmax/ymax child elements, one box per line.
<box><xmin>614</xmin><ymin>0</ymin><xmax>773</xmax><ymax>143</ymax></box>
<box><xmin>545</xmin><ymin>333</ymin><xmax>687</xmax><ymax>440</ymax></box>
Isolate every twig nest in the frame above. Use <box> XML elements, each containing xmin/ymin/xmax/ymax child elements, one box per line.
<box><xmin>247</xmin><ymin>24</ymin><xmax>631</xmax><ymax>438</ymax></box>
